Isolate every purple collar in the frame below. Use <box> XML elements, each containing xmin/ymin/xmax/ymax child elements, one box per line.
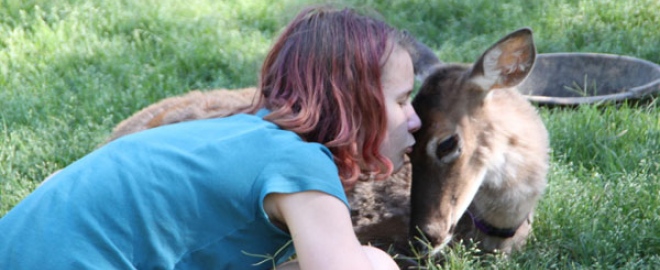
<box><xmin>466</xmin><ymin>210</ymin><xmax>520</xmax><ymax>238</ymax></box>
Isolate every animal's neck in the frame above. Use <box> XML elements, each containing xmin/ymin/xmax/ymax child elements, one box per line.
<box><xmin>466</xmin><ymin>210</ymin><xmax>527</xmax><ymax>238</ymax></box>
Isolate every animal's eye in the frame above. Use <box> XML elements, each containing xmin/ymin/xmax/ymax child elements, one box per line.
<box><xmin>436</xmin><ymin>134</ymin><xmax>460</xmax><ymax>161</ymax></box>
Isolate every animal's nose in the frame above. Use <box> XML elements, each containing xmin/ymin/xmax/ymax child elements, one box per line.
<box><xmin>412</xmin><ymin>223</ymin><xmax>455</xmax><ymax>256</ymax></box>
<box><xmin>410</xmin><ymin>226</ymin><xmax>437</xmax><ymax>253</ymax></box>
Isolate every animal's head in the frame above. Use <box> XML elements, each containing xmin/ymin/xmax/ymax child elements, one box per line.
<box><xmin>407</xmin><ymin>28</ymin><xmax>537</xmax><ymax>254</ymax></box>
<box><xmin>399</xmin><ymin>30</ymin><xmax>444</xmax><ymax>83</ymax></box>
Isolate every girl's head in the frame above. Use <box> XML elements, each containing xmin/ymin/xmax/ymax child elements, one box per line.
<box><xmin>252</xmin><ymin>6</ymin><xmax>419</xmax><ymax>188</ymax></box>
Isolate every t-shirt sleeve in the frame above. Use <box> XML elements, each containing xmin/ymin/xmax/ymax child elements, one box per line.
<box><xmin>254</xmin><ymin>141</ymin><xmax>348</xmax><ymax>265</ymax></box>
<box><xmin>258</xmin><ymin>142</ymin><xmax>349</xmax><ymax>210</ymax></box>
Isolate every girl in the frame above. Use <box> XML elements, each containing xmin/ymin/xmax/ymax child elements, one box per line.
<box><xmin>0</xmin><ymin>6</ymin><xmax>421</xmax><ymax>269</ymax></box>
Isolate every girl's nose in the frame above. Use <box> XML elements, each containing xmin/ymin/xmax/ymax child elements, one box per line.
<box><xmin>407</xmin><ymin>106</ymin><xmax>421</xmax><ymax>133</ymax></box>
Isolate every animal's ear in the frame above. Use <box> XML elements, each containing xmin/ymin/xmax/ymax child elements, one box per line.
<box><xmin>400</xmin><ymin>30</ymin><xmax>443</xmax><ymax>82</ymax></box>
<box><xmin>469</xmin><ymin>28</ymin><xmax>536</xmax><ymax>91</ymax></box>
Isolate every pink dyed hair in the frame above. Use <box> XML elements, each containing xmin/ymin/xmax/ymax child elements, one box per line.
<box><xmin>250</xmin><ymin>6</ymin><xmax>404</xmax><ymax>188</ymax></box>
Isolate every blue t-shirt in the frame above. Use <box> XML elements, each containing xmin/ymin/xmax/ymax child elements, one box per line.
<box><xmin>0</xmin><ymin>111</ymin><xmax>348</xmax><ymax>269</ymax></box>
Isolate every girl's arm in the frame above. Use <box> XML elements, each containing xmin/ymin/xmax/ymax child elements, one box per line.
<box><xmin>264</xmin><ymin>191</ymin><xmax>398</xmax><ymax>270</ymax></box>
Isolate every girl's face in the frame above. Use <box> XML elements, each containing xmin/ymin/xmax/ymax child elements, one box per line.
<box><xmin>380</xmin><ymin>45</ymin><xmax>421</xmax><ymax>172</ymax></box>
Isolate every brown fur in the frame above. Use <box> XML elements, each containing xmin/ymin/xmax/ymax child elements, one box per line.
<box><xmin>106</xmin><ymin>87</ymin><xmax>258</xmax><ymax>142</ymax></box>
<box><xmin>408</xmin><ymin>28</ymin><xmax>548</xmax><ymax>255</ymax></box>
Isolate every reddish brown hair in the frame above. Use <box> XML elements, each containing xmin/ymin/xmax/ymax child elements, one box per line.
<box><xmin>250</xmin><ymin>6</ymin><xmax>403</xmax><ymax>188</ymax></box>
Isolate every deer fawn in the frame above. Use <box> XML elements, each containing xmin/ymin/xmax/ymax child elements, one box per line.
<box><xmin>408</xmin><ymin>28</ymin><xmax>549</xmax><ymax>256</ymax></box>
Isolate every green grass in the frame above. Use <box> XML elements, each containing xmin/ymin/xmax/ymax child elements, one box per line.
<box><xmin>1</xmin><ymin>0</ymin><xmax>659</xmax><ymax>268</ymax></box>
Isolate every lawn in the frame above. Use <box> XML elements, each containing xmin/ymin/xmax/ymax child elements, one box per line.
<box><xmin>1</xmin><ymin>0</ymin><xmax>659</xmax><ymax>268</ymax></box>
